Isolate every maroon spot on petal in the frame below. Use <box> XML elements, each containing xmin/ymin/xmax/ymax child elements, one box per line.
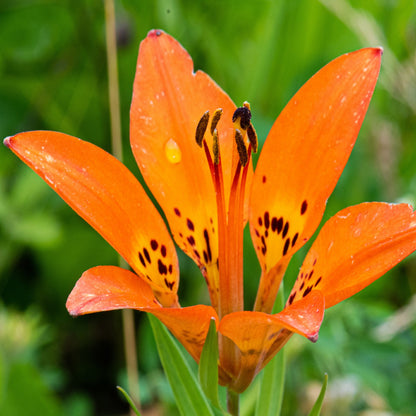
<box><xmin>158</xmin><ymin>259</ymin><xmax>168</xmax><ymax>275</ymax></box>
<box><xmin>292</xmin><ymin>232</ymin><xmax>299</xmax><ymax>247</ymax></box>
<box><xmin>301</xmin><ymin>200</ymin><xmax>308</xmax><ymax>215</ymax></box>
<box><xmin>150</xmin><ymin>239</ymin><xmax>158</xmax><ymax>251</ymax></box>
<box><xmin>161</xmin><ymin>245</ymin><xmax>167</xmax><ymax>257</ymax></box>
<box><xmin>264</xmin><ymin>211</ymin><xmax>270</xmax><ymax>229</ymax></box>
<box><xmin>164</xmin><ymin>278</ymin><xmax>174</xmax><ymax>290</ymax></box>
<box><xmin>203</xmin><ymin>229</ymin><xmax>212</xmax><ymax>262</ymax></box>
<box><xmin>143</xmin><ymin>248</ymin><xmax>151</xmax><ymax>263</ymax></box>
<box><xmin>283</xmin><ymin>238</ymin><xmax>290</xmax><ymax>256</ymax></box>
<box><xmin>187</xmin><ymin>218</ymin><xmax>195</xmax><ymax>231</ymax></box>
<box><xmin>282</xmin><ymin>222</ymin><xmax>289</xmax><ymax>239</ymax></box>
<box><xmin>138</xmin><ymin>252</ymin><xmax>146</xmax><ymax>267</ymax></box>
<box><xmin>303</xmin><ymin>286</ymin><xmax>313</xmax><ymax>297</ymax></box>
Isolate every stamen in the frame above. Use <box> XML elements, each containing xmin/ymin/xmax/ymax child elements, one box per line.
<box><xmin>195</xmin><ymin>110</ymin><xmax>210</xmax><ymax>147</ymax></box>
<box><xmin>210</xmin><ymin>108</ymin><xmax>223</xmax><ymax>135</ymax></box>
<box><xmin>235</xmin><ymin>129</ymin><xmax>248</xmax><ymax>166</ymax></box>
<box><xmin>212</xmin><ymin>129</ymin><xmax>220</xmax><ymax>165</ymax></box>
<box><xmin>247</xmin><ymin>123</ymin><xmax>258</xmax><ymax>153</ymax></box>
<box><xmin>232</xmin><ymin>106</ymin><xmax>251</xmax><ymax>130</ymax></box>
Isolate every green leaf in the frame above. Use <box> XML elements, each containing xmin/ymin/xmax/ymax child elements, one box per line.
<box><xmin>148</xmin><ymin>314</ymin><xmax>214</xmax><ymax>416</ymax></box>
<box><xmin>117</xmin><ymin>386</ymin><xmax>142</xmax><ymax>416</ymax></box>
<box><xmin>308</xmin><ymin>374</ymin><xmax>328</xmax><ymax>416</ymax></box>
<box><xmin>198</xmin><ymin>318</ymin><xmax>223</xmax><ymax>410</ymax></box>
<box><xmin>255</xmin><ymin>285</ymin><xmax>286</xmax><ymax>416</ymax></box>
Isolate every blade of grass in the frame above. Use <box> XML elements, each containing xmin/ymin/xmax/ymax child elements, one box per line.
<box><xmin>308</xmin><ymin>373</ymin><xmax>328</xmax><ymax>416</ymax></box>
<box><xmin>148</xmin><ymin>314</ymin><xmax>215</xmax><ymax>416</ymax></box>
<box><xmin>198</xmin><ymin>318</ymin><xmax>223</xmax><ymax>411</ymax></box>
<box><xmin>255</xmin><ymin>284</ymin><xmax>285</xmax><ymax>416</ymax></box>
<box><xmin>117</xmin><ymin>386</ymin><xmax>142</xmax><ymax>416</ymax></box>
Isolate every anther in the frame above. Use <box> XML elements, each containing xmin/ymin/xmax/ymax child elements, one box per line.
<box><xmin>247</xmin><ymin>124</ymin><xmax>258</xmax><ymax>153</ymax></box>
<box><xmin>195</xmin><ymin>110</ymin><xmax>210</xmax><ymax>147</ymax></box>
<box><xmin>232</xmin><ymin>105</ymin><xmax>251</xmax><ymax>131</ymax></box>
<box><xmin>212</xmin><ymin>129</ymin><xmax>220</xmax><ymax>165</ymax></box>
<box><xmin>210</xmin><ymin>108</ymin><xmax>223</xmax><ymax>135</ymax></box>
<box><xmin>235</xmin><ymin>129</ymin><xmax>248</xmax><ymax>166</ymax></box>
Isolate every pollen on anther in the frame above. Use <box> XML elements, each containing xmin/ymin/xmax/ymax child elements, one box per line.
<box><xmin>195</xmin><ymin>111</ymin><xmax>209</xmax><ymax>146</ymax></box>
<box><xmin>247</xmin><ymin>123</ymin><xmax>258</xmax><ymax>153</ymax></box>
<box><xmin>235</xmin><ymin>129</ymin><xmax>248</xmax><ymax>166</ymax></box>
<box><xmin>210</xmin><ymin>108</ymin><xmax>223</xmax><ymax>134</ymax></box>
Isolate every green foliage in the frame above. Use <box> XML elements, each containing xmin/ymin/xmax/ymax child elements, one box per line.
<box><xmin>1</xmin><ymin>1</ymin><xmax>416</xmax><ymax>415</ymax></box>
<box><xmin>255</xmin><ymin>288</ymin><xmax>286</xmax><ymax>416</ymax></box>
<box><xmin>198</xmin><ymin>319</ymin><xmax>222</xmax><ymax>411</ymax></box>
<box><xmin>148</xmin><ymin>314</ymin><xmax>214</xmax><ymax>416</ymax></box>
<box><xmin>307</xmin><ymin>374</ymin><xmax>328</xmax><ymax>416</ymax></box>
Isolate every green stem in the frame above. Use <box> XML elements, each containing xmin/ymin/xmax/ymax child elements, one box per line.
<box><xmin>227</xmin><ymin>389</ymin><xmax>239</xmax><ymax>416</ymax></box>
<box><xmin>104</xmin><ymin>0</ymin><xmax>140</xmax><ymax>412</ymax></box>
<box><xmin>104</xmin><ymin>0</ymin><xmax>123</xmax><ymax>161</ymax></box>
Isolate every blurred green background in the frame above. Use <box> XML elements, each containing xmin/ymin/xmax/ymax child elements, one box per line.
<box><xmin>1</xmin><ymin>0</ymin><xmax>415</xmax><ymax>415</ymax></box>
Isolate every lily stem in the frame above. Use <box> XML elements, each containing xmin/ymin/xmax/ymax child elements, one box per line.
<box><xmin>227</xmin><ymin>389</ymin><xmax>239</xmax><ymax>416</ymax></box>
<box><xmin>104</xmin><ymin>0</ymin><xmax>140</xmax><ymax>412</ymax></box>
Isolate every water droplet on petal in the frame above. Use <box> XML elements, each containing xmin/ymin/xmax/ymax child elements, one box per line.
<box><xmin>164</xmin><ymin>138</ymin><xmax>182</xmax><ymax>164</ymax></box>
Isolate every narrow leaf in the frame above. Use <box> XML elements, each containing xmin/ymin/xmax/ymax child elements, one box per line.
<box><xmin>117</xmin><ymin>386</ymin><xmax>142</xmax><ymax>416</ymax></box>
<box><xmin>198</xmin><ymin>318</ymin><xmax>222</xmax><ymax>410</ymax></box>
<box><xmin>255</xmin><ymin>286</ymin><xmax>286</xmax><ymax>416</ymax></box>
<box><xmin>308</xmin><ymin>374</ymin><xmax>328</xmax><ymax>416</ymax></box>
<box><xmin>148</xmin><ymin>314</ymin><xmax>214</xmax><ymax>416</ymax></box>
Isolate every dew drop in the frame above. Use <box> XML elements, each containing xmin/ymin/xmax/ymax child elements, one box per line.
<box><xmin>164</xmin><ymin>138</ymin><xmax>182</xmax><ymax>164</ymax></box>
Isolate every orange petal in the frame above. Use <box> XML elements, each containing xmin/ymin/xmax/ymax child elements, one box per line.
<box><xmin>288</xmin><ymin>202</ymin><xmax>416</xmax><ymax>308</ymax></box>
<box><xmin>250</xmin><ymin>48</ymin><xmax>382</xmax><ymax>312</ymax></box>
<box><xmin>219</xmin><ymin>291</ymin><xmax>324</xmax><ymax>391</ymax></box>
<box><xmin>5</xmin><ymin>131</ymin><xmax>179</xmax><ymax>306</ymax></box>
<box><xmin>130</xmin><ymin>30</ymin><xmax>251</xmax><ymax>305</ymax></box>
<box><xmin>66</xmin><ymin>265</ymin><xmax>218</xmax><ymax>362</ymax></box>
<box><xmin>151</xmin><ymin>306</ymin><xmax>218</xmax><ymax>363</ymax></box>
<box><xmin>66</xmin><ymin>266</ymin><xmax>160</xmax><ymax>315</ymax></box>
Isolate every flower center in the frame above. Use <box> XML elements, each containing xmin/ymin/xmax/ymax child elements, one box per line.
<box><xmin>195</xmin><ymin>103</ymin><xmax>258</xmax><ymax>383</ymax></box>
<box><xmin>195</xmin><ymin>103</ymin><xmax>258</xmax><ymax>319</ymax></box>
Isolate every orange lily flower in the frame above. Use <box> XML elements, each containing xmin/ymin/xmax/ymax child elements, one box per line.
<box><xmin>4</xmin><ymin>30</ymin><xmax>416</xmax><ymax>393</ymax></box>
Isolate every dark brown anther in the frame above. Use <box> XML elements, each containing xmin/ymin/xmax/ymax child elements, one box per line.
<box><xmin>232</xmin><ymin>105</ymin><xmax>251</xmax><ymax>130</ymax></box>
<box><xmin>195</xmin><ymin>110</ymin><xmax>210</xmax><ymax>147</ymax></box>
<box><xmin>235</xmin><ymin>129</ymin><xmax>248</xmax><ymax>166</ymax></box>
<box><xmin>210</xmin><ymin>108</ymin><xmax>223</xmax><ymax>135</ymax></box>
<box><xmin>247</xmin><ymin>123</ymin><xmax>258</xmax><ymax>153</ymax></box>
<box><xmin>212</xmin><ymin>129</ymin><xmax>220</xmax><ymax>165</ymax></box>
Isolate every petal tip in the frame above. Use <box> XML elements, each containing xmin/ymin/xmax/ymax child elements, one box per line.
<box><xmin>3</xmin><ymin>136</ymin><xmax>13</xmax><ymax>148</ymax></box>
<box><xmin>308</xmin><ymin>332</ymin><xmax>319</xmax><ymax>343</ymax></box>
<box><xmin>147</xmin><ymin>29</ymin><xmax>164</xmax><ymax>38</ymax></box>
